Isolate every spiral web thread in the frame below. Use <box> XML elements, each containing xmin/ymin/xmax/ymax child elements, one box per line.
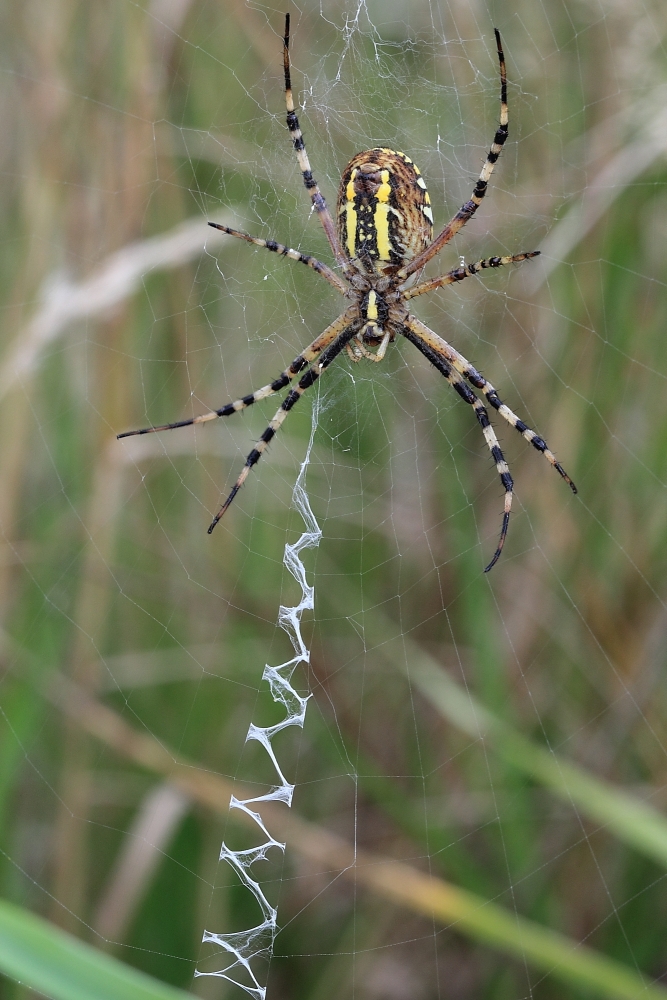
<box><xmin>195</xmin><ymin>402</ymin><xmax>322</xmax><ymax>999</ymax></box>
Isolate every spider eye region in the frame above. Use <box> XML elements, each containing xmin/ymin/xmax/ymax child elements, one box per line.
<box><xmin>336</xmin><ymin>147</ymin><xmax>433</xmax><ymax>273</ymax></box>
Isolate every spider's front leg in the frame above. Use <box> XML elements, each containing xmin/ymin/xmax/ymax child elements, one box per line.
<box><xmin>403</xmin><ymin>315</ymin><xmax>577</xmax><ymax>493</ymax></box>
<box><xmin>117</xmin><ymin>306</ymin><xmax>358</xmax><ymax>440</ymax></box>
<box><xmin>399</xmin><ymin>324</ymin><xmax>513</xmax><ymax>571</ymax></box>
<box><xmin>400</xmin><ymin>315</ymin><xmax>577</xmax><ymax>569</ymax></box>
<box><xmin>207</xmin><ymin>318</ymin><xmax>361</xmax><ymax>533</ymax></box>
<box><xmin>397</xmin><ymin>29</ymin><xmax>509</xmax><ymax>282</ymax></box>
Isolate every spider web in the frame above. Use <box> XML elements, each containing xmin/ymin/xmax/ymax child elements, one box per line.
<box><xmin>1</xmin><ymin>1</ymin><xmax>667</xmax><ymax>999</ymax></box>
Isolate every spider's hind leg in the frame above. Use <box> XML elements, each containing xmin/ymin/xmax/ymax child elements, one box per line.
<box><xmin>283</xmin><ymin>14</ymin><xmax>351</xmax><ymax>276</ymax></box>
<box><xmin>397</xmin><ymin>28</ymin><xmax>510</xmax><ymax>281</ymax></box>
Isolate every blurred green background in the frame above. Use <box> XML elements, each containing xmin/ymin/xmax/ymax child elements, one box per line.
<box><xmin>1</xmin><ymin>0</ymin><xmax>667</xmax><ymax>997</ymax></box>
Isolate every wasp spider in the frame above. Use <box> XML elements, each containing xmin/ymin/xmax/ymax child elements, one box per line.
<box><xmin>119</xmin><ymin>14</ymin><xmax>576</xmax><ymax>572</ymax></box>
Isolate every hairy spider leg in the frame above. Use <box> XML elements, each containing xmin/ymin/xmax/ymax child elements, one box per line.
<box><xmin>207</xmin><ymin>223</ymin><xmax>347</xmax><ymax>295</ymax></box>
<box><xmin>404</xmin><ymin>252</ymin><xmax>540</xmax><ymax>301</ymax></box>
<box><xmin>117</xmin><ymin>306</ymin><xmax>358</xmax><ymax>438</ymax></box>
<box><xmin>207</xmin><ymin>320</ymin><xmax>361</xmax><ymax>533</ymax></box>
<box><xmin>397</xmin><ymin>29</ymin><xmax>509</xmax><ymax>281</ymax></box>
<box><xmin>402</xmin><ymin>331</ymin><xmax>512</xmax><ymax>571</ymax></box>
<box><xmin>283</xmin><ymin>14</ymin><xmax>354</xmax><ymax>279</ymax></box>
<box><xmin>402</xmin><ymin>316</ymin><xmax>577</xmax><ymax>492</ymax></box>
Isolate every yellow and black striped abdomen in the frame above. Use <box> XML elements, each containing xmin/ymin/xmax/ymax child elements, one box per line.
<box><xmin>336</xmin><ymin>148</ymin><xmax>433</xmax><ymax>274</ymax></box>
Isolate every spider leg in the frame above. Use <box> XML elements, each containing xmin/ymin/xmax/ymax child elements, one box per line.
<box><xmin>397</xmin><ymin>30</ymin><xmax>509</xmax><ymax>281</ymax></box>
<box><xmin>398</xmin><ymin>325</ymin><xmax>512</xmax><ymax>571</ymax></box>
<box><xmin>207</xmin><ymin>318</ymin><xmax>361</xmax><ymax>533</ymax></box>
<box><xmin>283</xmin><ymin>14</ymin><xmax>354</xmax><ymax>278</ymax></box>
<box><xmin>117</xmin><ymin>306</ymin><xmax>358</xmax><ymax>439</ymax></box>
<box><xmin>207</xmin><ymin>223</ymin><xmax>347</xmax><ymax>295</ymax></box>
<box><xmin>403</xmin><ymin>251</ymin><xmax>539</xmax><ymax>301</ymax></box>
<box><xmin>402</xmin><ymin>315</ymin><xmax>577</xmax><ymax>493</ymax></box>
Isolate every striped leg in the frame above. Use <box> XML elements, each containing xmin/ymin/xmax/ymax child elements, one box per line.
<box><xmin>399</xmin><ymin>326</ymin><xmax>512</xmax><ymax>571</ymax></box>
<box><xmin>207</xmin><ymin>223</ymin><xmax>347</xmax><ymax>295</ymax></box>
<box><xmin>397</xmin><ymin>30</ymin><xmax>509</xmax><ymax>282</ymax></box>
<box><xmin>402</xmin><ymin>315</ymin><xmax>577</xmax><ymax>493</ymax></box>
<box><xmin>207</xmin><ymin>320</ymin><xmax>360</xmax><ymax>533</ymax></box>
<box><xmin>283</xmin><ymin>14</ymin><xmax>354</xmax><ymax>278</ymax></box>
<box><xmin>117</xmin><ymin>306</ymin><xmax>358</xmax><ymax>439</ymax></box>
<box><xmin>403</xmin><ymin>251</ymin><xmax>539</xmax><ymax>302</ymax></box>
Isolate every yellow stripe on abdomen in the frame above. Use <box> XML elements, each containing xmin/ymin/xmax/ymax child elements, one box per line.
<box><xmin>374</xmin><ymin>169</ymin><xmax>392</xmax><ymax>261</ymax></box>
<box><xmin>344</xmin><ymin>170</ymin><xmax>358</xmax><ymax>258</ymax></box>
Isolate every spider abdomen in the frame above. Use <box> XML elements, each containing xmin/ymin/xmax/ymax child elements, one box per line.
<box><xmin>336</xmin><ymin>148</ymin><xmax>433</xmax><ymax>274</ymax></box>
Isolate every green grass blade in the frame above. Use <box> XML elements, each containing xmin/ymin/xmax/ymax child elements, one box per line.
<box><xmin>390</xmin><ymin>642</ymin><xmax>667</xmax><ymax>870</ymax></box>
<box><xmin>51</xmin><ymin>677</ymin><xmax>667</xmax><ymax>1000</ymax></box>
<box><xmin>370</xmin><ymin>857</ymin><xmax>667</xmax><ymax>1000</ymax></box>
<box><xmin>0</xmin><ymin>899</ymin><xmax>192</xmax><ymax>1000</ymax></box>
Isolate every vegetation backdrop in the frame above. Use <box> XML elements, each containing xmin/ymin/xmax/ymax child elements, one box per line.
<box><xmin>0</xmin><ymin>1</ymin><xmax>666</xmax><ymax>999</ymax></box>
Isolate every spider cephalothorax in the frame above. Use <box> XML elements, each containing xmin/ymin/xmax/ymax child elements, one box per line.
<box><xmin>119</xmin><ymin>14</ymin><xmax>576</xmax><ymax>572</ymax></box>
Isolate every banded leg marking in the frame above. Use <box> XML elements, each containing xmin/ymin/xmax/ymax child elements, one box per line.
<box><xmin>397</xmin><ymin>29</ymin><xmax>509</xmax><ymax>281</ymax></box>
<box><xmin>117</xmin><ymin>306</ymin><xmax>357</xmax><ymax>439</ymax></box>
<box><xmin>482</xmin><ymin>389</ymin><xmax>576</xmax><ymax>491</ymax></box>
<box><xmin>398</xmin><ymin>328</ymin><xmax>513</xmax><ymax>571</ymax></box>
<box><xmin>402</xmin><ymin>315</ymin><xmax>577</xmax><ymax>493</ymax></box>
<box><xmin>448</xmin><ymin>371</ymin><xmax>514</xmax><ymax>572</ymax></box>
<box><xmin>207</xmin><ymin>222</ymin><xmax>346</xmax><ymax>294</ymax></box>
<box><xmin>404</xmin><ymin>251</ymin><xmax>540</xmax><ymax>301</ymax></box>
<box><xmin>207</xmin><ymin>320</ymin><xmax>360</xmax><ymax>533</ymax></box>
<box><xmin>283</xmin><ymin>14</ymin><xmax>351</xmax><ymax>275</ymax></box>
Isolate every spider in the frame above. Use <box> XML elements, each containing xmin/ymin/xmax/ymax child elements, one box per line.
<box><xmin>119</xmin><ymin>14</ymin><xmax>576</xmax><ymax>572</ymax></box>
